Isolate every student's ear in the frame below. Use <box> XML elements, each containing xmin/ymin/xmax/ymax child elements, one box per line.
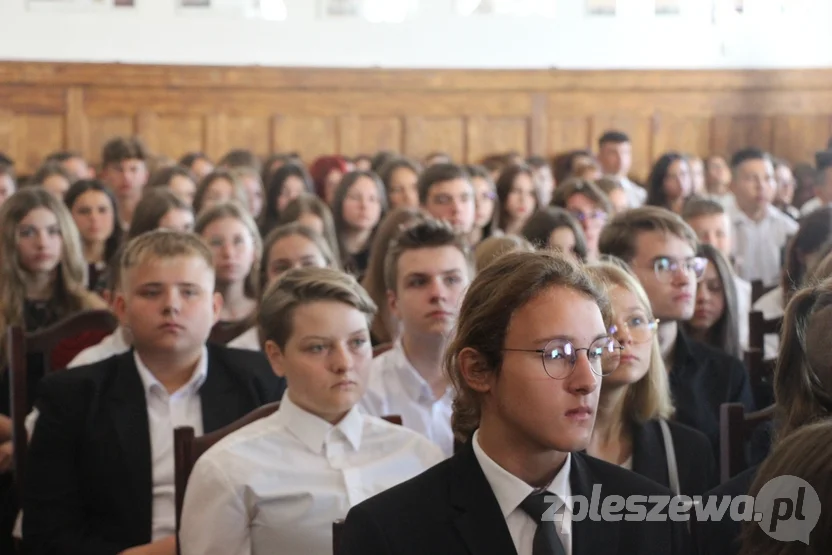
<box><xmin>211</xmin><ymin>292</ymin><xmax>223</xmax><ymax>324</ymax></box>
<box><xmin>113</xmin><ymin>292</ymin><xmax>128</xmax><ymax>327</ymax></box>
<box><xmin>263</xmin><ymin>340</ymin><xmax>287</xmax><ymax>378</ymax></box>
<box><xmin>458</xmin><ymin>347</ymin><xmax>494</xmax><ymax>394</ymax></box>
<box><xmin>387</xmin><ymin>289</ymin><xmax>400</xmax><ymax>319</ymax></box>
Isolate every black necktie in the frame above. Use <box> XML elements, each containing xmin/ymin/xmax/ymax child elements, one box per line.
<box><xmin>519</xmin><ymin>491</ymin><xmax>567</xmax><ymax>555</ymax></box>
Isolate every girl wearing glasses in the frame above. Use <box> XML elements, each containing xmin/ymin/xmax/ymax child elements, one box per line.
<box><xmin>683</xmin><ymin>243</ymin><xmax>743</xmax><ymax>359</ymax></box>
<box><xmin>552</xmin><ymin>178</ymin><xmax>612</xmax><ymax>262</ymax></box>
<box><xmin>586</xmin><ymin>260</ymin><xmax>717</xmax><ymax>497</ymax></box>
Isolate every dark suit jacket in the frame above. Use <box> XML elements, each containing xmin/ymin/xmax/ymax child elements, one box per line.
<box><xmin>22</xmin><ymin>345</ymin><xmax>285</xmax><ymax>555</ymax></box>
<box><xmin>632</xmin><ymin>419</ymin><xmax>718</xmax><ymax>497</ymax></box>
<box><xmin>670</xmin><ymin>330</ymin><xmax>755</xmax><ymax>458</ymax></box>
<box><xmin>341</xmin><ymin>442</ymin><xmax>690</xmax><ymax>555</ymax></box>
<box><xmin>694</xmin><ymin>466</ymin><xmax>758</xmax><ymax>555</ymax></box>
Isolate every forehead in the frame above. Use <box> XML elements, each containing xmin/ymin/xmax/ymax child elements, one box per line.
<box><xmin>348</xmin><ymin>176</ymin><xmax>377</xmax><ymax>192</ymax></box>
<box><xmin>76</xmin><ymin>190</ymin><xmax>111</xmax><ymax>205</ymax></box>
<box><xmin>609</xmin><ymin>284</ymin><xmax>644</xmax><ymax>313</ymax></box>
<box><xmin>429</xmin><ymin>178</ymin><xmax>471</xmax><ymax>195</ymax></box>
<box><xmin>397</xmin><ymin>246</ymin><xmax>468</xmax><ymax>276</ymax></box>
<box><xmin>290</xmin><ymin>300</ymin><xmax>369</xmax><ymax>336</ymax></box>
<box><xmin>566</xmin><ymin>192</ymin><xmax>597</xmax><ymax>210</ymax></box>
<box><xmin>203</xmin><ymin>216</ymin><xmax>247</xmax><ymax>234</ymax></box>
<box><xmin>736</xmin><ymin>158</ymin><xmax>773</xmax><ymax>175</ymax></box>
<box><xmin>126</xmin><ymin>254</ymin><xmax>214</xmax><ymax>286</ymax></box>
<box><xmin>633</xmin><ymin>230</ymin><xmax>695</xmax><ymax>260</ymax></box>
<box><xmin>507</xmin><ymin>286</ymin><xmax>605</xmax><ymax>342</ymax></box>
<box><xmin>271</xmin><ymin>234</ymin><xmax>317</xmax><ymax>256</ymax></box>
<box><xmin>689</xmin><ymin>212</ymin><xmax>729</xmax><ymax>229</ymax></box>
<box><xmin>20</xmin><ymin>206</ymin><xmax>57</xmax><ymax>225</ymax></box>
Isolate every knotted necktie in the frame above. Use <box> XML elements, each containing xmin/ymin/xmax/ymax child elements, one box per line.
<box><xmin>519</xmin><ymin>491</ymin><xmax>567</xmax><ymax>555</ymax></box>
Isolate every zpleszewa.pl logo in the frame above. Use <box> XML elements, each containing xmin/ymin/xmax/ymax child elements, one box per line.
<box><xmin>543</xmin><ymin>475</ymin><xmax>820</xmax><ymax>545</ymax></box>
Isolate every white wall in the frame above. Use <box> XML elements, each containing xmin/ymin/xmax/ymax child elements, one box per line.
<box><xmin>0</xmin><ymin>0</ymin><xmax>829</xmax><ymax>69</ymax></box>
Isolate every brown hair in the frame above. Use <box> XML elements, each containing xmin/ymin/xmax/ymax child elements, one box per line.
<box><xmin>101</xmin><ymin>136</ymin><xmax>148</xmax><ymax>167</ymax></box>
<box><xmin>681</xmin><ymin>197</ymin><xmax>726</xmax><ymax>220</ymax></box>
<box><xmin>192</xmin><ymin>169</ymin><xmax>248</xmax><ymax>215</ymax></box>
<box><xmin>383</xmin><ymin>218</ymin><xmax>472</xmax><ymax>292</ymax></box>
<box><xmin>495</xmin><ymin>164</ymin><xmax>540</xmax><ymax>231</ymax></box>
<box><xmin>551</xmin><ymin>177</ymin><xmax>613</xmax><ymax>214</ymax></box>
<box><xmin>360</xmin><ymin>207</ymin><xmax>427</xmax><ymax>344</ymax></box>
<box><xmin>218</xmin><ymin>149</ymin><xmax>261</xmax><ymax>172</ymax></box>
<box><xmin>127</xmin><ymin>189</ymin><xmax>192</xmax><ymax>240</ymax></box>
<box><xmin>521</xmin><ymin>206</ymin><xmax>588</xmax><ymax>262</ymax></box>
<box><xmin>31</xmin><ymin>162</ymin><xmax>72</xmax><ymax>189</ymax></box>
<box><xmin>446</xmin><ymin>250</ymin><xmax>610</xmax><ymax>442</ymax></box>
<box><xmin>773</xmin><ymin>278</ymin><xmax>832</xmax><ymax>440</ymax></box>
<box><xmin>258</xmin><ymin>267</ymin><xmax>377</xmax><ymax>350</ymax></box>
<box><xmin>277</xmin><ymin>193</ymin><xmax>341</xmax><ymax>263</ymax></box>
<box><xmin>194</xmin><ymin>201</ymin><xmax>263</xmax><ymax>300</ymax></box>
<box><xmin>146</xmin><ymin>164</ymin><xmax>197</xmax><ymax>190</ymax></box>
<box><xmin>261</xmin><ymin>222</ymin><xmax>338</xmax><ymax>287</ymax></box>
<box><xmin>473</xmin><ymin>235</ymin><xmax>534</xmax><ymax>271</ymax></box>
<box><xmin>781</xmin><ymin>206</ymin><xmax>832</xmax><ymax>303</ymax></box>
<box><xmin>417</xmin><ymin>163</ymin><xmax>470</xmax><ymax>205</ymax></box>
<box><xmin>599</xmin><ymin>206</ymin><xmax>698</xmax><ymax>264</ymax></box>
<box><xmin>739</xmin><ymin>420</ymin><xmax>832</xmax><ymax>555</ymax></box>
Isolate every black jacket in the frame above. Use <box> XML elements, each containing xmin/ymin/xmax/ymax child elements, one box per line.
<box><xmin>694</xmin><ymin>466</ymin><xmax>759</xmax><ymax>555</ymax></box>
<box><xmin>341</xmin><ymin>442</ymin><xmax>690</xmax><ymax>555</ymax></box>
<box><xmin>22</xmin><ymin>345</ymin><xmax>285</xmax><ymax>555</ymax></box>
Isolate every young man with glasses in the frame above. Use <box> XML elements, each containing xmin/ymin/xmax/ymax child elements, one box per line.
<box><xmin>599</xmin><ymin>206</ymin><xmax>754</xmax><ymax>456</ymax></box>
<box><xmin>552</xmin><ymin>179</ymin><xmax>612</xmax><ymax>262</ymax></box>
<box><xmin>341</xmin><ymin>251</ymin><xmax>687</xmax><ymax>555</ymax></box>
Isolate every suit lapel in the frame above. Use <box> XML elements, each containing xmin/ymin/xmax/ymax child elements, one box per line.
<box><xmin>199</xmin><ymin>346</ymin><xmax>244</xmax><ymax>433</ymax></box>
<box><xmin>107</xmin><ymin>351</ymin><xmax>153</xmax><ymax>543</ymax></box>
<box><xmin>449</xmin><ymin>443</ymin><xmax>518</xmax><ymax>555</ymax></box>
<box><xmin>631</xmin><ymin>420</ymin><xmax>670</xmax><ymax>487</ymax></box>
<box><xmin>570</xmin><ymin>452</ymin><xmax>619</xmax><ymax>555</ymax></box>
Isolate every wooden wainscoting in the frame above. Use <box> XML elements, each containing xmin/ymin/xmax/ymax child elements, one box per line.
<box><xmin>1</xmin><ymin>63</ymin><xmax>831</xmax><ymax>178</ymax></box>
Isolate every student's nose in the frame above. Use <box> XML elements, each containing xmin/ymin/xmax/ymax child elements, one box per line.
<box><xmin>163</xmin><ymin>288</ymin><xmax>182</xmax><ymax>313</ymax></box>
<box><xmin>428</xmin><ymin>277</ymin><xmax>447</xmax><ymax>301</ymax></box>
<box><xmin>329</xmin><ymin>342</ymin><xmax>353</xmax><ymax>374</ymax></box>
<box><xmin>567</xmin><ymin>352</ymin><xmax>599</xmax><ymax>395</ymax></box>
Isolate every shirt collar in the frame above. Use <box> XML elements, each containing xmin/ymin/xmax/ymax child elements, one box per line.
<box><xmin>392</xmin><ymin>339</ymin><xmax>453</xmax><ymax>404</ymax></box>
<box><xmin>133</xmin><ymin>346</ymin><xmax>208</xmax><ymax>398</ymax></box>
<box><xmin>277</xmin><ymin>392</ymin><xmax>364</xmax><ymax>454</ymax></box>
<box><xmin>472</xmin><ymin>430</ymin><xmax>572</xmax><ymax>519</ymax></box>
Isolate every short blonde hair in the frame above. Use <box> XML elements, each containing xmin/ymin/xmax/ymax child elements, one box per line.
<box><xmin>258</xmin><ymin>267</ymin><xmax>377</xmax><ymax>350</ymax></box>
<box><xmin>120</xmin><ymin>229</ymin><xmax>214</xmax><ymax>289</ymax></box>
<box><xmin>585</xmin><ymin>260</ymin><xmax>674</xmax><ymax>422</ymax></box>
<box><xmin>194</xmin><ymin>201</ymin><xmax>263</xmax><ymax>300</ymax></box>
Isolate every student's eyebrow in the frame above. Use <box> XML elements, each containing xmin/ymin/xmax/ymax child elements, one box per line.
<box><xmin>531</xmin><ymin>332</ymin><xmax>610</xmax><ymax>345</ymax></box>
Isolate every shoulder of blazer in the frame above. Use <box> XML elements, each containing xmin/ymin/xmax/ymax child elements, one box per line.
<box><xmin>574</xmin><ymin>452</ymin><xmax>675</xmax><ymax>498</ymax></box>
<box><xmin>665</xmin><ymin>419</ymin><xmax>712</xmax><ymax>452</ymax></box>
<box><xmin>352</xmin><ymin>454</ymin><xmax>457</xmax><ymax>514</ymax></box>
<box><xmin>206</xmin><ymin>343</ymin><xmax>286</xmax><ymax>399</ymax></box>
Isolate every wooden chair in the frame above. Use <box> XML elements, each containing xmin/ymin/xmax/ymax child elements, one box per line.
<box><xmin>748</xmin><ymin>311</ymin><xmax>782</xmax><ymax>351</ymax></box>
<box><xmin>719</xmin><ymin>402</ymin><xmax>775</xmax><ymax>483</ymax></box>
<box><xmin>750</xmin><ymin>280</ymin><xmax>775</xmax><ymax>305</ymax></box>
<box><xmin>372</xmin><ymin>342</ymin><xmax>393</xmax><ymax>357</ymax></box>
<box><xmin>174</xmin><ymin>407</ymin><xmax>402</xmax><ymax>554</ymax></box>
<box><xmin>7</xmin><ymin>309</ymin><xmax>118</xmax><ymax>502</ymax></box>
<box><xmin>208</xmin><ymin>319</ymin><xmax>250</xmax><ymax>345</ymax></box>
<box><xmin>745</xmin><ymin>311</ymin><xmax>782</xmax><ymax>408</ymax></box>
<box><xmin>332</xmin><ymin>519</ymin><xmax>345</xmax><ymax>555</ymax></box>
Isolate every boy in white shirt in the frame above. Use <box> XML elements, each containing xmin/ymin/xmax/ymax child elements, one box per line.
<box><xmin>361</xmin><ymin>219</ymin><xmax>473</xmax><ymax>457</ymax></box>
<box><xmin>179</xmin><ymin>267</ymin><xmax>443</xmax><ymax>555</ymax></box>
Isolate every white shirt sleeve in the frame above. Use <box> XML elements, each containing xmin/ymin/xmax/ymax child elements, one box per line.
<box><xmin>179</xmin><ymin>456</ymin><xmax>252</xmax><ymax>555</ymax></box>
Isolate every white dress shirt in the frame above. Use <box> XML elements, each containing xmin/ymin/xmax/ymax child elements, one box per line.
<box><xmin>179</xmin><ymin>393</ymin><xmax>444</xmax><ymax>555</ymax></box>
<box><xmin>360</xmin><ymin>339</ymin><xmax>454</xmax><ymax>457</ymax></box>
<box><xmin>135</xmin><ymin>348</ymin><xmax>208</xmax><ymax>541</ymax></box>
<box><xmin>472</xmin><ymin>430</ymin><xmax>573</xmax><ymax>555</ymax></box>
<box><xmin>752</xmin><ymin>287</ymin><xmax>784</xmax><ymax>361</ymax></box>
<box><xmin>734</xmin><ymin>274</ymin><xmax>752</xmax><ymax>353</ymax></box>
<box><xmin>67</xmin><ymin>327</ymin><xmax>131</xmax><ymax>368</ymax></box>
<box><xmin>729</xmin><ymin>203</ymin><xmax>798</xmax><ymax>287</ymax></box>
<box><xmin>227</xmin><ymin>326</ymin><xmax>260</xmax><ymax>351</ymax></box>
<box><xmin>618</xmin><ymin>176</ymin><xmax>647</xmax><ymax>208</ymax></box>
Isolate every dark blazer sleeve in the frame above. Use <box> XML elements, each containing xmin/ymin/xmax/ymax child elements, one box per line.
<box><xmin>727</xmin><ymin>356</ymin><xmax>755</xmax><ymax>411</ymax></box>
<box><xmin>671</xmin><ymin>421</ymin><xmax>718</xmax><ymax>496</ymax></box>
<box><xmin>220</xmin><ymin>347</ymin><xmax>286</xmax><ymax>403</ymax></box>
<box><xmin>341</xmin><ymin>503</ymin><xmax>393</xmax><ymax>555</ymax></box>
<box><xmin>694</xmin><ymin>466</ymin><xmax>758</xmax><ymax>555</ymax></box>
<box><xmin>23</xmin><ymin>373</ymin><xmax>123</xmax><ymax>555</ymax></box>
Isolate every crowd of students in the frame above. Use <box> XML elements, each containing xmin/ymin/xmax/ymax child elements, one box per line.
<box><xmin>0</xmin><ymin>129</ymin><xmax>831</xmax><ymax>555</ymax></box>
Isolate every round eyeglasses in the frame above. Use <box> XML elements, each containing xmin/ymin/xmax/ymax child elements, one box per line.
<box><xmin>504</xmin><ymin>336</ymin><xmax>623</xmax><ymax>380</ymax></box>
<box><xmin>609</xmin><ymin>317</ymin><xmax>660</xmax><ymax>345</ymax></box>
<box><xmin>652</xmin><ymin>256</ymin><xmax>708</xmax><ymax>283</ymax></box>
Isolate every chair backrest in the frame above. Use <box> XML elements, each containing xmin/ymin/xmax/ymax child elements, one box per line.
<box><xmin>750</xmin><ymin>280</ymin><xmax>776</xmax><ymax>305</ymax></box>
<box><xmin>743</xmin><ymin>349</ymin><xmax>776</xmax><ymax>409</ymax></box>
<box><xmin>748</xmin><ymin>311</ymin><xmax>782</xmax><ymax>352</ymax></box>
<box><xmin>209</xmin><ymin>320</ymin><xmax>250</xmax><ymax>345</ymax></box>
<box><xmin>719</xmin><ymin>402</ymin><xmax>775</xmax><ymax>483</ymax></box>
<box><xmin>7</xmin><ymin>309</ymin><xmax>119</xmax><ymax>502</ymax></box>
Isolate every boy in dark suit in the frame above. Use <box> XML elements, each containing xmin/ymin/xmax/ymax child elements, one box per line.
<box><xmin>23</xmin><ymin>230</ymin><xmax>284</xmax><ymax>555</ymax></box>
<box><xmin>341</xmin><ymin>251</ymin><xmax>689</xmax><ymax>555</ymax></box>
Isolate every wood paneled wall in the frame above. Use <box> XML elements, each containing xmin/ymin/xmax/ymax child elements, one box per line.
<box><xmin>2</xmin><ymin>62</ymin><xmax>832</xmax><ymax>178</ymax></box>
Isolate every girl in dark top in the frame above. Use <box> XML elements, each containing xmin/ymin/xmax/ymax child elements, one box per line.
<box><xmin>259</xmin><ymin>163</ymin><xmax>314</xmax><ymax>237</ymax></box>
<box><xmin>127</xmin><ymin>188</ymin><xmax>194</xmax><ymax>240</ymax></box>
<box><xmin>521</xmin><ymin>206</ymin><xmax>588</xmax><ymax>263</ymax></box>
<box><xmin>465</xmin><ymin>164</ymin><xmax>499</xmax><ymax>246</ymax></box>
<box><xmin>495</xmin><ymin>164</ymin><xmax>539</xmax><ymax>236</ymax></box>
<box><xmin>64</xmin><ymin>180</ymin><xmax>123</xmax><ymax>294</ymax></box>
<box><xmin>277</xmin><ymin>193</ymin><xmax>342</xmax><ymax>265</ymax></box>
<box><xmin>586</xmin><ymin>260</ymin><xmax>716</xmax><ymax>496</ymax></box>
<box><xmin>684</xmin><ymin>243</ymin><xmax>742</xmax><ymax>359</ymax></box>
<box><xmin>645</xmin><ymin>152</ymin><xmax>693</xmax><ymax>215</ymax></box>
<box><xmin>331</xmin><ymin>170</ymin><xmax>387</xmax><ymax>279</ymax></box>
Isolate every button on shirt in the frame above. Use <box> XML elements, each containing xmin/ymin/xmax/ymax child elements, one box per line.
<box><xmin>729</xmin><ymin>203</ymin><xmax>798</xmax><ymax>287</ymax></box>
<box><xmin>135</xmin><ymin>348</ymin><xmax>208</xmax><ymax>541</ymax></box>
<box><xmin>360</xmin><ymin>339</ymin><xmax>455</xmax><ymax>457</ymax></box>
<box><xmin>179</xmin><ymin>394</ymin><xmax>444</xmax><ymax>555</ymax></box>
<box><xmin>472</xmin><ymin>430</ymin><xmax>573</xmax><ymax>555</ymax></box>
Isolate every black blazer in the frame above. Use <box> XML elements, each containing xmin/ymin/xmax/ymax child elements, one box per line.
<box><xmin>341</xmin><ymin>442</ymin><xmax>690</xmax><ymax>555</ymax></box>
<box><xmin>632</xmin><ymin>419</ymin><xmax>718</xmax><ymax>497</ymax></box>
<box><xmin>22</xmin><ymin>345</ymin><xmax>285</xmax><ymax>555</ymax></box>
<box><xmin>670</xmin><ymin>330</ymin><xmax>755</xmax><ymax>457</ymax></box>
<box><xmin>694</xmin><ymin>466</ymin><xmax>758</xmax><ymax>555</ymax></box>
